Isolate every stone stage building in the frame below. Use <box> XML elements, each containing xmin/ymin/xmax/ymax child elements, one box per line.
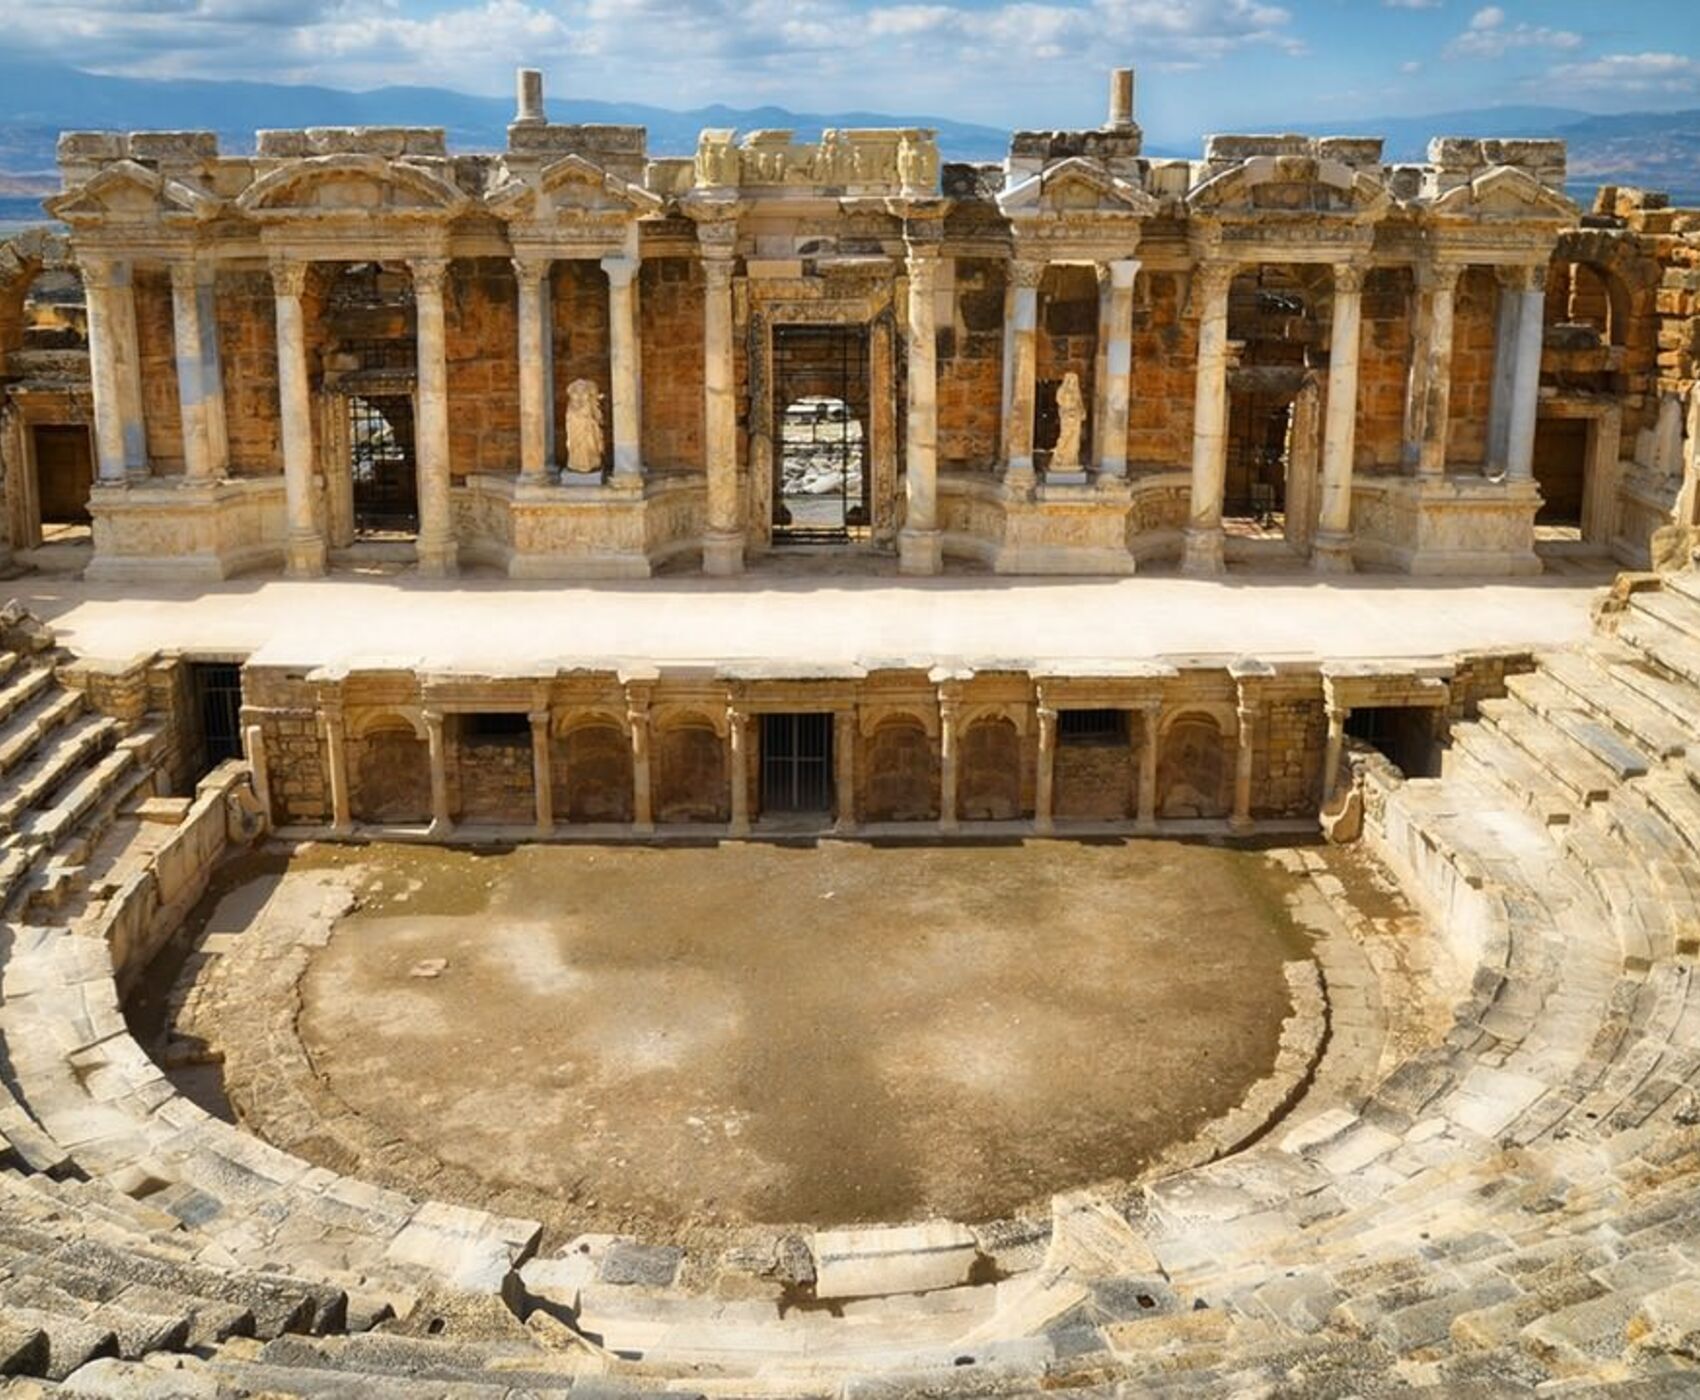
<box><xmin>2</xmin><ymin>67</ymin><xmax>1695</xmax><ymax>584</ymax></box>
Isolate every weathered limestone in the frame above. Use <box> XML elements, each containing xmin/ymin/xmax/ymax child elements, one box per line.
<box><xmin>1314</xmin><ymin>263</ymin><xmax>1366</xmax><ymax>572</ymax></box>
<box><xmin>899</xmin><ymin>244</ymin><xmax>942</xmax><ymax>575</ymax></box>
<box><xmin>1002</xmin><ymin>258</ymin><xmax>1043</xmax><ymax>485</ymax></box>
<box><xmin>410</xmin><ymin>257</ymin><xmax>458</xmax><ymax>575</ymax></box>
<box><xmin>167</xmin><ymin>262</ymin><xmax>216</xmax><ymax>482</ymax></box>
<box><xmin>1415</xmin><ymin>260</ymin><xmax>1462</xmax><ymax>477</ymax></box>
<box><xmin>81</xmin><ymin>258</ymin><xmax>131</xmax><ymax>483</ymax></box>
<box><xmin>1504</xmin><ymin>266</ymin><xmax>1547</xmax><ymax>483</ymax></box>
<box><xmin>1183</xmin><ymin>262</ymin><xmax>1235</xmax><ymax>575</ymax></box>
<box><xmin>700</xmin><ymin>231</ymin><xmax>743</xmax><ymax>575</ymax></box>
<box><xmin>1096</xmin><ymin>259</ymin><xmax>1139</xmax><ymax>479</ymax></box>
<box><xmin>269</xmin><ymin>260</ymin><xmax>326</xmax><ymax>577</ymax></box>
<box><xmin>529</xmin><ymin>709</ymin><xmax>552</xmax><ymax>833</ymax></box>
<box><xmin>601</xmin><ymin>255</ymin><xmax>642</xmax><ymax>483</ymax></box>
<box><xmin>512</xmin><ymin>256</ymin><xmax>552</xmax><ymax>483</ymax></box>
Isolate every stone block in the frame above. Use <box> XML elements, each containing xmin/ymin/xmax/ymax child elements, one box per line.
<box><xmin>127</xmin><ymin>131</ymin><xmax>219</xmax><ymax>163</ymax></box>
<box><xmin>812</xmin><ymin>1220</ymin><xmax>979</xmax><ymax>1298</ymax></box>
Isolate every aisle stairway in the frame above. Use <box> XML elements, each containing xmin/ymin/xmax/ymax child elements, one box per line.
<box><xmin>1</xmin><ymin>577</ymin><xmax>1699</xmax><ymax>1396</ymax></box>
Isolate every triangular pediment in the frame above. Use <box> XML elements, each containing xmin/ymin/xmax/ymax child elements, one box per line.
<box><xmin>998</xmin><ymin>158</ymin><xmax>1158</xmax><ymax>218</ymax></box>
<box><xmin>1189</xmin><ymin>155</ymin><xmax>1390</xmax><ymax>220</ymax></box>
<box><xmin>1430</xmin><ymin>165</ymin><xmax>1577</xmax><ymax>221</ymax></box>
<box><xmin>487</xmin><ymin>154</ymin><xmax>662</xmax><ymax>222</ymax></box>
<box><xmin>46</xmin><ymin>160</ymin><xmax>220</xmax><ymax>225</ymax></box>
<box><xmin>236</xmin><ymin>154</ymin><xmax>469</xmax><ymax>221</ymax></box>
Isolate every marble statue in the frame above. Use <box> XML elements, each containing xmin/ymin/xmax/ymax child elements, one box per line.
<box><xmin>1053</xmin><ymin>371</ymin><xmax>1085</xmax><ymax>470</ymax></box>
<box><xmin>564</xmin><ymin>378</ymin><xmax>605</xmax><ymax>475</ymax></box>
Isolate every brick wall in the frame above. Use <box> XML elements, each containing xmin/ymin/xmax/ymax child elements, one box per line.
<box><xmin>446</xmin><ymin>259</ymin><xmax>519</xmax><ymax>479</ymax></box>
<box><xmin>214</xmin><ymin>270</ymin><xmax>283</xmax><ymax>475</ymax></box>
<box><xmin>641</xmin><ymin>257</ymin><xmax>706</xmax><ymax>471</ymax></box>
<box><xmin>134</xmin><ymin>268</ymin><xmax>184</xmax><ymax>473</ymax></box>
<box><xmin>937</xmin><ymin>257</ymin><xmax>1004</xmax><ymax>470</ymax></box>
<box><xmin>1127</xmin><ymin>271</ymin><xmax>1198</xmax><ymax>469</ymax></box>
<box><xmin>552</xmin><ymin>261</ymin><xmax>612</xmax><ymax>472</ymax></box>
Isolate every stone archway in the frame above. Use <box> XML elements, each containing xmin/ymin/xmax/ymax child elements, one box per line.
<box><xmin>654</xmin><ymin>720</ymin><xmax>728</xmax><ymax>823</ymax></box>
<box><xmin>862</xmin><ymin>716</ymin><xmax>937</xmax><ymax>822</ymax></box>
<box><xmin>352</xmin><ymin>716</ymin><xmax>431</xmax><ymax>824</ymax></box>
<box><xmin>555</xmin><ymin>721</ymin><xmax>634</xmax><ymax>823</ymax></box>
<box><xmin>1159</xmin><ymin>712</ymin><xmax>1231</xmax><ymax>819</ymax></box>
<box><xmin>959</xmin><ymin>716</ymin><xmax>1022</xmax><ymax>820</ymax></box>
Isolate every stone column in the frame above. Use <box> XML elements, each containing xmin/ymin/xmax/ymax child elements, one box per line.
<box><xmin>270</xmin><ymin>259</ymin><xmax>326</xmax><ymax>576</ymax></box>
<box><xmin>938</xmin><ymin>691</ymin><xmax>959</xmax><ymax>833</ymax></box>
<box><xmin>424</xmin><ymin>708</ymin><xmax>451</xmax><ymax>836</ymax></box>
<box><xmin>82</xmin><ymin>258</ymin><xmax>131</xmax><ymax>483</ymax></box>
<box><xmin>243</xmin><ymin>721</ymin><xmax>272</xmax><ymax>825</ymax></box>
<box><xmin>701</xmin><ymin>249</ymin><xmax>744</xmax><ymax>574</ymax></box>
<box><xmin>1035</xmin><ymin>703</ymin><xmax>1057</xmax><ymax>835</ymax></box>
<box><xmin>530</xmin><ymin>709</ymin><xmax>554</xmax><ymax>835</ymax></box>
<box><xmin>629</xmin><ymin>700</ymin><xmax>654</xmax><ymax>834</ymax></box>
<box><xmin>1137</xmin><ymin>702</ymin><xmax>1159</xmax><ymax>831</ymax></box>
<box><xmin>1232</xmin><ymin>698</ymin><xmax>1256</xmax><ymax>834</ymax></box>
<box><xmin>170</xmin><ymin>261</ymin><xmax>216</xmax><ymax>482</ymax></box>
<box><xmin>1323</xmin><ymin>703</ymin><xmax>1347</xmax><ymax>805</ymax></box>
<box><xmin>728</xmin><ymin>706</ymin><xmax>750</xmax><ymax>836</ymax></box>
<box><xmin>110</xmin><ymin>263</ymin><xmax>147</xmax><ymax>474</ymax></box>
<box><xmin>1096</xmin><ymin>259</ymin><xmax>1139</xmax><ymax>479</ymax></box>
<box><xmin>1002</xmin><ymin>257</ymin><xmax>1043</xmax><ymax>485</ymax></box>
<box><xmin>1313</xmin><ymin>262</ymin><xmax>1366</xmax><ymax>572</ymax></box>
<box><xmin>197</xmin><ymin>262</ymin><xmax>230</xmax><ymax>475</ymax></box>
<box><xmin>1284</xmin><ymin>376</ymin><xmax>1322</xmax><ymax>554</ymax></box>
<box><xmin>899</xmin><ymin>249</ymin><xmax>943</xmax><ymax>575</ymax></box>
<box><xmin>834</xmin><ymin>708</ymin><xmax>856</xmax><ymax>832</ymax></box>
<box><xmin>1416</xmin><ymin>261</ymin><xmax>1463</xmax><ymax>477</ymax></box>
<box><xmin>410</xmin><ymin>257</ymin><xmax>458</xmax><ymax>576</ymax></box>
<box><xmin>322</xmin><ymin>708</ymin><xmax>351</xmax><ymax>835</ymax></box>
<box><xmin>513</xmin><ymin>255</ymin><xmax>553</xmax><ymax>483</ymax></box>
<box><xmin>601</xmin><ymin>255</ymin><xmax>642</xmax><ymax>481</ymax></box>
<box><xmin>1182</xmin><ymin>261</ymin><xmax>1235</xmax><ymax>575</ymax></box>
<box><xmin>1487</xmin><ymin>269</ymin><xmax>1521</xmax><ymax>468</ymax></box>
<box><xmin>1504</xmin><ymin>265</ymin><xmax>1547</xmax><ymax>483</ymax></box>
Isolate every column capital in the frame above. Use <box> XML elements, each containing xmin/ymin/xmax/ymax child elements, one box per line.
<box><xmin>169</xmin><ymin>260</ymin><xmax>201</xmax><ymax>293</ymax></box>
<box><xmin>80</xmin><ymin>256</ymin><xmax>130</xmax><ymax>292</ymax></box>
<box><xmin>1331</xmin><ymin>261</ymin><xmax>1370</xmax><ymax>297</ymax></box>
<box><xmin>696</xmin><ymin>218</ymin><xmax>739</xmax><ymax>259</ymax></box>
<box><xmin>1107</xmin><ymin>257</ymin><xmax>1141</xmax><ymax>289</ymax></box>
<box><xmin>409</xmin><ymin>257</ymin><xmax>450</xmax><ymax>296</ymax></box>
<box><xmin>906</xmin><ymin>250</ymin><xmax>942</xmax><ymax>288</ymax></box>
<box><xmin>1496</xmin><ymin>262</ymin><xmax>1546</xmax><ymax>292</ymax></box>
<box><xmin>422</xmin><ymin>707</ymin><xmax>445</xmax><ymax>729</ymax></box>
<box><xmin>269</xmin><ymin>258</ymin><xmax>309</xmax><ymax>299</ymax></box>
<box><xmin>1191</xmin><ymin>259</ymin><xmax>1236</xmax><ymax>299</ymax></box>
<box><xmin>528</xmin><ymin>708</ymin><xmax>551</xmax><ymax>730</ymax></box>
<box><xmin>702</xmin><ymin>256</ymin><xmax>736</xmax><ymax>291</ymax></box>
<box><xmin>1417</xmin><ymin>258</ymin><xmax>1465</xmax><ymax>294</ymax></box>
<box><xmin>511</xmin><ymin>253</ymin><xmax>552</xmax><ymax>286</ymax></box>
<box><xmin>600</xmin><ymin>254</ymin><xmax>638</xmax><ymax>288</ymax></box>
<box><xmin>1009</xmin><ymin>257</ymin><xmax>1047</xmax><ymax>290</ymax></box>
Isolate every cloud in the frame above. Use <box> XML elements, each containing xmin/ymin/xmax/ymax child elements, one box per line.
<box><xmin>1544</xmin><ymin>51</ymin><xmax>1700</xmax><ymax>96</ymax></box>
<box><xmin>1445</xmin><ymin>5</ymin><xmax>1580</xmax><ymax>60</ymax></box>
<box><xmin>1383</xmin><ymin>0</ymin><xmax>1443</xmax><ymax>9</ymax></box>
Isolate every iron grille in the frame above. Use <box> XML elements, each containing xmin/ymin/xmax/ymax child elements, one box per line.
<box><xmin>761</xmin><ymin>713</ymin><xmax>834</xmax><ymax>813</ymax></box>
<box><xmin>192</xmin><ymin>662</ymin><xmax>243</xmax><ymax>776</ymax></box>
<box><xmin>349</xmin><ymin>394</ymin><xmax>420</xmax><ymax>536</ymax></box>
<box><xmin>772</xmin><ymin>325</ymin><xmax>870</xmax><ymax>545</ymax></box>
<box><xmin>1058</xmin><ymin>709</ymin><xmax>1126</xmax><ymax>745</ymax></box>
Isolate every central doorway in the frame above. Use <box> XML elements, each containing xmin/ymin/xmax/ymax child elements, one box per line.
<box><xmin>348</xmin><ymin>393</ymin><xmax>420</xmax><ymax>536</ymax></box>
<box><xmin>772</xmin><ymin>325</ymin><xmax>870</xmax><ymax>545</ymax></box>
<box><xmin>761</xmin><ymin>712</ymin><xmax>834</xmax><ymax>814</ymax></box>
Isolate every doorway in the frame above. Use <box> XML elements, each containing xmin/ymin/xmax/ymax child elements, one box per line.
<box><xmin>190</xmin><ymin>662</ymin><xmax>244</xmax><ymax>780</ymax></box>
<box><xmin>32</xmin><ymin>424</ymin><xmax>94</xmax><ymax>535</ymax></box>
<box><xmin>1224</xmin><ymin>392</ymin><xmax>1292</xmax><ymax>533</ymax></box>
<box><xmin>348</xmin><ymin>394</ymin><xmax>420</xmax><ymax>536</ymax></box>
<box><xmin>772</xmin><ymin>325</ymin><xmax>870</xmax><ymax>544</ymax></box>
<box><xmin>761</xmin><ymin>712</ymin><xmax>834</xmax><ymax>814</ymax></box>
<box><xmin>1532</xmin><ymin>418</ymin><xmax>1587</xmax><ymax>528</ymax></box>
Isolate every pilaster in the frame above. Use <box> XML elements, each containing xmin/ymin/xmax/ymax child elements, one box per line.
<box><xmin>424</xmin><ymin>708</ymin><xmax>452</xmax><ymax>837</ymax></box>
<box><xmin>530</xmin><ymin>709</ymin><xmax>554</xmax><ymax>834</ymax></box>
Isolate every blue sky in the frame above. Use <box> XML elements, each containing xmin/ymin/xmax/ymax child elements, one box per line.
<box><xmin>2</xmin><ymin>1</ymin><xmax>1697</xmax><ymax>135</ymax></box>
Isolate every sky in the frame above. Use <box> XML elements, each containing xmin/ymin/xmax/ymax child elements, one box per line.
<box><xmin>2</xmin><ymin>0</ymin><xmax>1697</xmax><ymax>137</ymax></box>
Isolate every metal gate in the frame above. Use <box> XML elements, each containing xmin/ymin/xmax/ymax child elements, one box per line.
<box><xmin>348</xmin><ymin>393</ymin><xmax>420</xmax><ymax>535</ymax></box>
<box><xmin>772</xmin><ymin>325</ymin><xmax>870</xmax><ymax>544</ymax></box>
<box><xmin>191</xmin><ymin>662</ymin><xmax>244</xmax><ymax>776</ymax></box>
<box><xmin>761</xmin><ymin>712</ymin><xmax>833</xmax><ymax>813</ymax></box>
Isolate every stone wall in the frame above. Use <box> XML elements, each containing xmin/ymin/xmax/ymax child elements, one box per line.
<box><xmin>640</xmin><ymin>257</ymin><xmax>706</xmax><ymax>471</ymax></box>
<box><xmin>551</xmin><ymin>261</ymin><xmax>612</xmax><ymax>472</ymax></box>
<box><xmin>937</xmin><ymin>257</ymin><xmax>1004</xmax><ymax>472</ymax></box>
<box><xmin>1354</xmin><ymin>268</ymin><xmax>1414</xmax><ymax>473</ymax></box>
<box><xmin>453</xmin><ymin>726</ymin><xmax>534</xmax><ymax>824</ymax></box>
<box><xmin>134</xmin><ymin>268</ymin><xmax>184</xmax><ymax>474</ymax></box>
<box><xmin>214</xmin><ymin>269</ymin><xmax>284</xmax><ymax>475</ymax></box>
<box><xmin>447</xmin><ymin>259</ymin><xmax>520</xmax><ymax>481</ymax></box>
<box><xmin>1446</xmin><ymin>267</ymin><xmax>1501</xmax><ymax>468</ymax></box>
<box><xmin>1127</xmin><ymin>271</ymin><xmax>1197</xmax><ymax>470</ymax></box>
<box><xmin>1035</xmin><ymin>264</ymin><xmax>1100</xmax><ymax>459</ymax></box>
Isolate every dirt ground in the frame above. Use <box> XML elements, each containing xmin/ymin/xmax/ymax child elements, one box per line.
<box><xmin>282</xmin><ymin>839</ymin><xmax>1311</xmax><ymax>1232</ymax></box>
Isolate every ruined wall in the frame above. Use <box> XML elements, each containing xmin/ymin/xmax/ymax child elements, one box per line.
<box><xmin>1035</xmin><ymin>264</ymin><xmax>1099</xmax><ymax>459</ymax></box>
<box><xmin>1352</xmin><ymin>268</ymin><xmax>1413</xmax><ymax>474</ymax></box>
<box><xmin>959</xmin><ymin>716</ymin><xmax>1022</xmax><ymax>820</ymax></box>
<box><xmin>215</xmin><ymin>270</ymin><xmax>283</xmax><ymax>474</ymax></box>
<box><xmin>1127</xmin><ymin>271</ymin><xmax>1197</xmax><ymax>469</ymax></box>
<box><xmin>351</xmin><ymin>728</ymin><xmax>431</xmax><ymax>823</ymax></box>
<box><xmin>453</xmin><ymin>727</ymin><xmax>532</xmax><ymax>823</ymax></box>
<box><xmin>446</xmin><ymin>259</ymin><xmax>519</xmax><ymax>480</ymax></box>
<box><xmin>551</xmin><ymin>261</ymin><xmax>612</xmax><ymax>472</ymax></box>
<box><xmin>861</xmin><ymin>718</ymin><xmax>938</xmax><ymax>822</ymax></box>
<box><xmin>1054</xmin><ymin>735</ymin><xmax>1135</xmax><ymax>820</ymax></box>
<box><xmin>1254</xmin><ymin>680</ymin><xmax>1328</xmax><ymax>819</ymax></box>
<box><xmin>640</xmin><ymin>257</ymin><xmax>705</xmax><ymax>472</ymax></box>
<box><xmin>133</xmin><ymin>268</ymin><xmax>183</xmax><ymax>473</ymax></box>
<box><xmin>553</xmin><ymin>725</ymin><xmax>634</xmax><ymax>822</ymax></box>
<box><xmin>937</xmin><ymin>257</ymin><xmax>1004</xmax><ymax>471</ymax></box>
<box><xmin>1445</xmin><ymin>268</ymin><xmax>1501</xmax><ymax>468</ymax></box>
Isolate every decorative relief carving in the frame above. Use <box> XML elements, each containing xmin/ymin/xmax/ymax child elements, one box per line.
<box><xmin>692</xmin><ymin>127</ymin><xmax>938</xmax><ymax>193</ymax></box>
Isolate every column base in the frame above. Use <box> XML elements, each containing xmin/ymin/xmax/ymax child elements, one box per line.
<box><xmin>1310</xmin><ymin>530</ymin><xmax>1356</xmax><ymax>573</ymax></box>
<box><xmin>1229</xmin><ymin>813</ymin><xmax>1255</xmax><ymax>835</ymax></box>
<box><xmin>428</xmin><ymin>817</ymin><xmax>454</xmax><ymax>840</ymax></box>
<box><xmin>1181</xmin><ymin>526</ymin><xmax>1225</xmax><ymax>576</ymax></box>
<box><xmin>417</xmin><ymin>535</ymin><xmax>460</xmax><ymax>577</ymax></box>
<box><xmin>898</xmin><ymin>527</ymin><xmax>943</xmax><ymax>576</ymax></box>
<box><xmin>285</xmin><ymin>531</ymin><xmax>327</xmax><ymax>578</ymax></box>
<box><xmin>702</xmin><ymin>529</ymin><xmax>746</xmax><ymax>577</ymax></box>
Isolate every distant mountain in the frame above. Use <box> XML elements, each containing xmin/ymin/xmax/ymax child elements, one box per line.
<box><xmin>1</xmin><ymin>60</ymin><xmax>1696</xmax><ymax>207</ymax></box>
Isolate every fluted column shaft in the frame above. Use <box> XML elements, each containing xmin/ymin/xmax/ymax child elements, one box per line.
<box><xmin>1003</xmin><ymin>258</ymin><xmax>1043</xmax><ymax>482</ymax></box>
<box><xmin>530</xmin><ymin>710</ymin><xmax>554</xmax><ymax>834</ymax></box>
<box><xmin>1313</xmin><ymin>262</ymin><xmax>1366</xmax><ymax>572</ymax></box>
<box><xmin>410</xmin><ymin>258</ymin><xmax>458</xmax><ymax>575</ymax></box>
<box><xmin>702</xmin><ymin>252</ymin><xmax>744</xmax><ymax>574</ymax></box>
<box><xmin>513</xmin><ymin>256</ymin><xmax>552</xmax><ymax>483</ymax></box>
<box><xmin>1097</xmin><ymin>259</ymin><xmax>1139</xmax><ymax>478</ymax></box>
<box><xmin>270</xmin><ymin>259</ymin><xmax>326</xmax><ymax>576</ymax></box>
<box><xmin>899</xmin><ymin>250</ymin><xmax>942</xmax><ymax>575</ymax></box>
<box><xmin>170</xmin><ymin>261</ymin><xmax>215</xmax><ymax>481</ymax></box>
<box><xmin>602</xmin><ymin>256</ymin><xmax>642</xmax><ymax>480</ymax></box>
<box><xmin>1182</xmin><ymin>262</ymin><xmax>1234</xmax><ymax>575</ymax></box>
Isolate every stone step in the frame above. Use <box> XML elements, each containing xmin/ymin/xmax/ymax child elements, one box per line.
<box><xmin>1447</xmin><ymin>725</ymin><xmax>1577</xmax><ymax>826</ymax></box>
<box><xmin>1601</xmin><ymin>654</ymin><xmax>1700</xmax><ymax>737</ymax></box>
<box><xmin>1620</xmin><ymin>606</ymin><xmax>1700</xmax><ymax>689</ymax></box>
<box><xmin>15</xmin><ymin>747</ymin><xmax>137</xmax><ymax>848</ymax></box>
<box><xmin>1539</xmin><ymin>652</ymin><xmax>1692</xmax><ymax>760</ymax></box>
<box><xmin>0</xmin><ymin>1276</ymin><xmax>192</xmax><ymax>1363</ymax></box>
<box><xmin>0</xmin><ymin>715</ymin><xmax>120</xmax><ymax>834</ymax></box>
<box><xmin>0</xmin><ymin>689</ymin><xmax>85</xmax><ymax>778</ymax></box>
<box><xmin>1634</xmin><ymin>580</ymin><xmax>1700</xmax><ymax>641</ymax></box>
<box><xmin>1505</xmin><ymin>673</ymin><xmax>1653</xmax><ymax>779</ymax></box>
<box><xmin>0</xmin><ymin>1305</ymin><xmax>118</xmax><ymax>1382</ymax></box>
<box><xmin>204</xmin><ymin>1357</ymin><xmax>518</xmax><ymax>1399</ymax></box>
<box><xmin>0</xmin><ymin>1320</ymin><xmax>48</xmax><ymax>1379</ymax></box>
<box><xmin>1478</xmin><ymin>699</ymin><xmax>1615</xmax><ymax>806</ymax></box>
<box><xmin>0</xmin><ymin>664</ymin><xmax>58</xmax><ymax>731</ymax></box>
<box><xmin>1640</xmin><ymin>774</ymin><xmax>1700</xmax><ymax>862</ymax></box>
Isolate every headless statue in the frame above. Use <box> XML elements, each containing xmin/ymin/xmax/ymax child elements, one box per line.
<box><xmin>564</xmin><ymin>378</ymin><xmax>605</xmax><ymax>475</ymax></box>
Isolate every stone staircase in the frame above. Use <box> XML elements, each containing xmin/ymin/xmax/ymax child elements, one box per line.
<box><xmin>4</xmin><ymin>577</ymin><xmax>1700</xmax><ymax>1395</ymax></box>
